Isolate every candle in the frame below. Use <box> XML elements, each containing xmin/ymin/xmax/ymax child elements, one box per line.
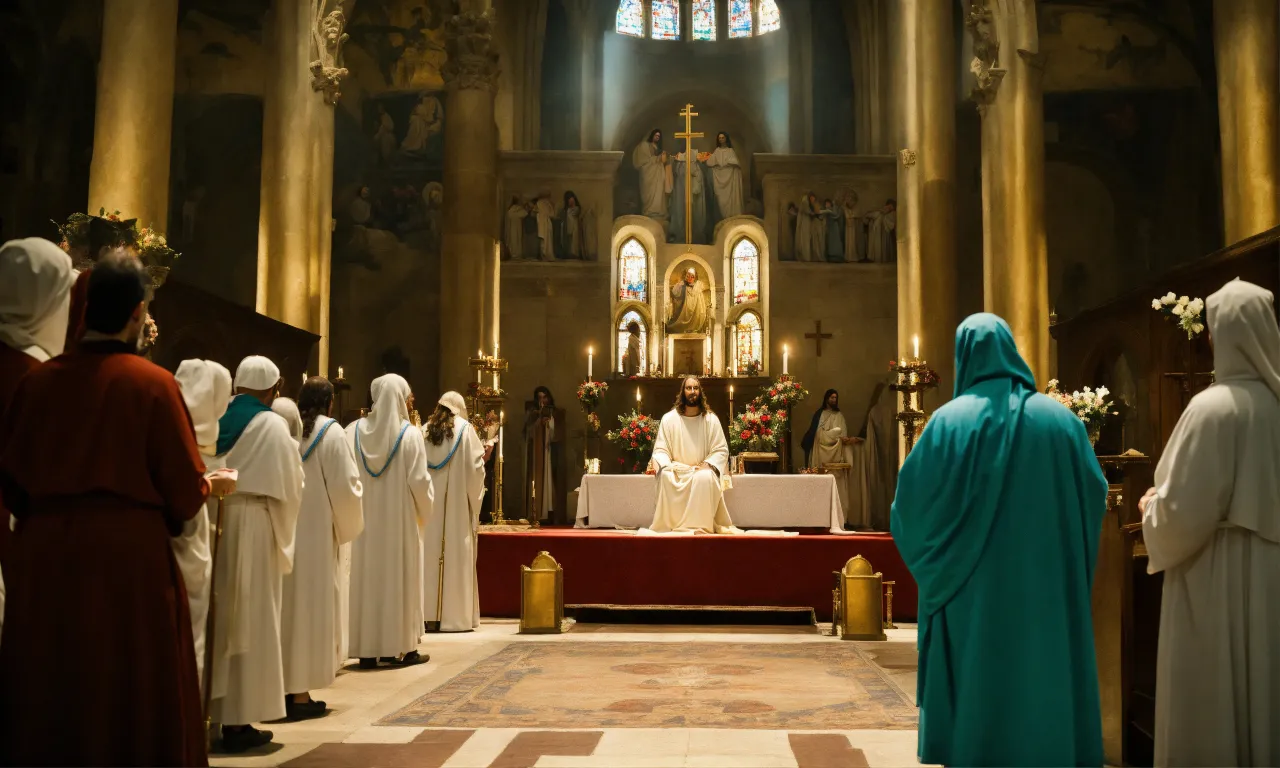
<box><xmin>729</xmin><ymin>385</ymin><xmax>734</xmax><ymax>396</ymax></box>
<box><xmin>913</xmin><ymin>334</ymin><xmax>919</xmax><ymax>360</ymax></box>
<box><xmin>337</xmin><ymin>366</ymin><xmax>344</xmax><ymax>379</ymax></box>
<box><xmin>493</xmin><ymin>342</ymin><xmax>498</xmax><ymax>360</ymax></box>
<box><xmin>302</xmin><ymin>371</ymin><xmax>307</xmax><ymax>385</ymax></box>
<box><xmin>783</xmin><ymin>344</ymin><xmax>789</xmax><ymax>375</ymax></box>
<box><xmin>588</xmin><ymin>346</ymin><xmax>593</xmax><ymax>380</ymax></box>
<box><xmin>499</xmin><ymin>410</ymin><xmax>504</xmax><ymax>460</ymax></box>
<box><xmin>667</xmin><ymin>337</ymin><xmax>674</xmax><ymax>374</ymax></box>
<box><xmin>498</xmin><ymin>425</ymin><xmax>504</xmax><ymax>460</ymax></box>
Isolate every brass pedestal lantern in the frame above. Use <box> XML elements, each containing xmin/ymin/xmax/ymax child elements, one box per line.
<box><xmin>519</xmin><ymin>551</ymin><xmax>563</xmax><ymax>634</ymax></box>
<box><xmin>835</xmin><ymin>555</ymin><xmax>887</xmax><ymax>641</ymax></box>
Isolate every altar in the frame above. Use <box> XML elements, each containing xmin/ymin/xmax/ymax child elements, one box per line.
<box><xmin>574</xmin><ymin>473</ymin><xmax>846</xmax><ymax>532</ymax></box>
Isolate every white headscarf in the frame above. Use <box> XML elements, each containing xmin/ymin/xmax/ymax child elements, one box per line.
<box><xmin>356</xmin><ymin>374</ymin><xmax>412</xmax><ymax>472</ymax></box>
<box><xmin>174</xmin><ymin>359</ymin><xmax>233</xmax><ymax>453</ymax></box>
<box><xmin>233</xmin><ymin>355</ymin><xmax>281</xmax><ymax>391</ymax></box>
<box><xmin>271</xmin><ymin>397</ymin><xmax>303</xmax><ymax>442</ymax></box>
<box><xmin>0</xmin><ymin>237</ymin><xmax>76</xmax><ymax>361</ymax></box>
<box><xmin>1207</xmin><ymin>278</ymin><xmax>1280</xmax><ymax>401</ymax></box>
<box><xmin>438</xmin><ymin>390</ymin><xmax>468</xmax><ymax>419</ymax></box>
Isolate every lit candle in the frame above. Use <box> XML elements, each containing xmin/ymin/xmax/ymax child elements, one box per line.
<box><xmin>636</xmin><ymin>386</ymin><xmax>641</xmax><ymax>411</ymax></box>
<box><xmin>302</xmin><ymin>371</ymin><xmax>307</xmax><ymax>385</ymax></box>
<box><xmin>729</xmin><ymin>385</ymin><xmax>734</xmax><ymax>396</ymax></box>
<box><xmin>499</xmin><ymin>410</ymin><xmax>504</xmax><ymax>460</ymax></box>
<box><xmin>588</xmin><ymin>346</ymin><xmax>593</xmax><ymax>380</ymax></box>
<box><xmin>913</xmin><ymin>334</ymin><xmax>919</xmax><ymax>360</ymax></box>
<box><xmin>498</xmin><ymin>425</ymin><xmax>504</xmax><ymax>460</ymax></box>
<box><xmin>783</xmin><ymin>344</ymin><xmax>789</xmax><ymax>375</ymax></box>
<box><xmin>493</xmin><ymin>342</ymin><xmax>499</xmax><ymax>360</ymax></box>
<box><xmin>337</xmin><ymin>366</ymin><xmax>344</xmax><ymax>379</ymax></box>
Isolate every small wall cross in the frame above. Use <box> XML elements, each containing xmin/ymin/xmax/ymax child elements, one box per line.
<box><xmin>805</xmin><ymin>320</ymin><xmax>834</xmax><ymax>357</ymax></box>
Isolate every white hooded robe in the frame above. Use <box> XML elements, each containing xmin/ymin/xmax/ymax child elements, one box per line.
<box><xmin>422</xmin><ymin>415</ymin><xmax>486</xmax><ymax>631</ymax></box>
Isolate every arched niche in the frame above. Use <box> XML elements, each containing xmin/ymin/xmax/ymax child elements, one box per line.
<box><xmin>716</xmin><ymin>217</ymin><xmax>770</xmax><ymax>372</ymax></box>
<box><xmin>610</xmin><ymin>216</ymin><xmax>666</xmax><ymax>371</ymax></box>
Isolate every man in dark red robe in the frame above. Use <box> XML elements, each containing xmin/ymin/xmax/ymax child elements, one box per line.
<box><xmin>0</xmin><ymin>253</ymin><xmax>225</xmax><ymax>766</ymax></box>
<box><xmin>64</xmin><ymin>214</ymin><xmax>137</xmax><ymax>350</ymax></box>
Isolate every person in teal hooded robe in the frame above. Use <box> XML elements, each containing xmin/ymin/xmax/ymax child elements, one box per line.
<box><xmin>891</xmin><ymin>313</ymin><xmax>1107</xmax><ymax>767</ymax></box>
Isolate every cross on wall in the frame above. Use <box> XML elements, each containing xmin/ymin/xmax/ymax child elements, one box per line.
<box><xmin>805</xmin><ymin>320</ymin><xmax>834</xmax><ymax>357</ymax></box>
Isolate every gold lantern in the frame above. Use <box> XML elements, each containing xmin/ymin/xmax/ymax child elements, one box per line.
<box><xmin>519</xmin><ymin>551</ymin><xmax>563</xmax><ymax>634</ymax></box>
<box><xmin>836</xmin><ymin>555</ymin><xmax>886</xmax><ymax>641</ymax></box>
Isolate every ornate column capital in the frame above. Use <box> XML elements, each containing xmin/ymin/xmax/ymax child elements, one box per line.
<box><xmin>310</xmin><ymin>0</ymin><xmax>349</xmax><ymax>105</ymax></box>
<box><xmin>965</xmin><ymin>0</ymin><xmax>1004</xmax><ymax>111</ymax></box>
<box><xmin>444</xmin><ymin>6</ymin><xmax>501</xmax><ymax>93</ymax></box>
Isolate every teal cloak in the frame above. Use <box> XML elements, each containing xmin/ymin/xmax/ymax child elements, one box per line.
<box><xmin>891</xmin><ymin>314</ymin><xmax>1107</xmax><ymax>767</ymax></box>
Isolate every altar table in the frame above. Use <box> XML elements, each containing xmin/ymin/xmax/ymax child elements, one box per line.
<box><xmin>574</xmin><ymin>474</ymin><xmax>846</xmax><ymax>533</ymax></box>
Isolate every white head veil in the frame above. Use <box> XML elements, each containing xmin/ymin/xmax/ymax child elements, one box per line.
<box><xmin>438</xmin><ymin>390</ymin><xmax>468</xmax><ymax>419</ymax></box>
<box><xmin>1207</xmin><ymin>278</ymin><xmax>1280</xmax><ymax>401</ymax></box>
<box><xmin>272</xmin><ymin>397</ymin><xmax>304</xmax><ymax>442</ymax></box>
<box><xmin>0</xmin><ymin>238</ymin><xmax>76</xmax><ymax>361</ymax></box>
<box><xmin>356</xmin><ymin>374</ymin><xmax>412</xmax><ymax>471</ymax></box>
<box><xmin>174</xmin><ymin>359</ymin><xmax>233</xmax><ymax>454</ymax></box>
<box><xmin>233</xmin><ymin>355</ymin><xmax>281</xmax><ymax>391</ymax></box>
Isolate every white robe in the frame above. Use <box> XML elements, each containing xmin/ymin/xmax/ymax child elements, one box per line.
<box><xmin>505</xmin><ymin>204</ymin><xmax>527</xmax><ymax>260</ymax></box>
<box><xmin>648</xmin><ymin>410</ymin><xmax>737</xmax><ymax>533</ymax></box>
<box><xmin>535</xmin><ymin>197</ymin><xmax>556</xmax><ymax>262</ymax></box>
<box><xmin>209</xmin><ymin>410</ymin><xmax>304</xmax><ymax>726</ymax></box>
<box><xmin>173</xmin><ymin>454</ymin><xmax>220</xmax><ymax>691</ymax></box>
<box><xmin>347</xmin><ymin>421</ymin><xmax>434</xmax><ymax>658</ymax></box>
<box><xmin>1142</xmin><ymin>280</ymin><xmax>1280</xmax><ymax>767</ymax></box>
<box><xmin>866</xmin><ymin>209</ymin><xmax>896</xmax><ymax>263</ymax></box>
<box><xmin>281</xmin><ymin>416</ymin><xmax>364</xmax><ymax>693</ymax></box>
<box><xmin>807</xmin><ymin>410</ymin><xmax>869</xmax><ymax>529</ymax></box>
<box><xmin>706</xmin><ymin>146</ymin><xmax>743</xmax><ymax>219</ymax></box>
<box><xmin>422</xmin><ymin>417</ymin><xmax>486</xmax><ymax>631</ymax></box>
<box><xmin>632</xmin><ymin>140</ymin><xmax>669</xmax><ymax>220</ymax></box>
<box><xmin>794</xmin><ymin>198</ymin><xmax>815</xmax><ymax>262</ymax></box>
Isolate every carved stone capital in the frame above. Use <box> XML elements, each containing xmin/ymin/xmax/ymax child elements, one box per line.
<box><xmin>899</xmin><ymin>149</ymin><xmax>917</xmax><ymax>167</ymax></box>
<box><xmin>443</xmin><ymin>7</ymin><xmax>501</xmax><ymax>93</ymax></box>
<box><xmin>965</xmin><ymin>0</ymin><xmax>1004</xmax><ymax>109</ymax></box>
<box><xmin>310</xmin><ymin>1</ymin><xmax>349</xmax><ymax>105</ymax></box>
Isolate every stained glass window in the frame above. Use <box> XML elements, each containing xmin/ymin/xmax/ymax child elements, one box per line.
<box><xmin>735</xmin><ymin>311</ymin><xmax>762</xmax><ymax>375</ymax></box>
<box><xmin>616</xmin><ymin>0</ymin><xmax>644</xmax><ymax>36</ymax></box>
<box><xmin>758</xmin><ymin>0</ymin><xmax>780</xmax><ymax>33</ymax></box>
<box><xmin>618</xmin><ymin>238</ymin><xmax>648</xmax><ymax>302</ymax></box>
<box><xmin>651</xmin><ymin>0</ymin><xmax>679</xmax><ymax>39</ymax></box>
<box><xmin>692</xmin><ymin>0</ymin><xmax>716</xmax><ymax>40</ymax></box>
<box><xmin>617</xmin><ymin>311</ymin><xmax>649</xmax><ymax>374</ymax></box>
<box><xmin>732</xmin><ymin>238</ymin><xmax>760</xmax><ymax>305</ymax></box>
<box><xmin>728</xmin><ymin>0</ymin><xmax>752</xmax><ymax>38</ymax></box>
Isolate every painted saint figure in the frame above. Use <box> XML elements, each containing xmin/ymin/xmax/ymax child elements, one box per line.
<box><xmin>666</xmin><ymin>267</ymin><xmax>711</xmax><ymax>335</ymax></box>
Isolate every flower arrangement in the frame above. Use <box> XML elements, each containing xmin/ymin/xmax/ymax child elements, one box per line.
<box><xmin>53</xmin><ymin>208</ymin><xmax>180</xmax><ymax>267</ymax></box>
<box><xmin>1046</xmin><ymin>379</ymin><xmax>1115</xmax><ymax>444</ymax></box>
<box><xmin>468</xmin><ymin>382</ymin><xmax>507</xmax><ymax>399</ymax></box>
<box><xmin>136</xmin><ymin>225</ymin><xmax>179</xmax><ymax>268</ymax></box>
<box><xmin>606</xmin><ymin>409</ymin><xmax>658</xmax><ymax>473</ymax></box>
<box><xmin>468</xmin><ymin>409</ymin><xmax>501</xmax><ymax>442</ymax></box>
<box><xmin>576</xmin><ymin>380</ymin><xmax>609</xmax><ymax>413</ymax></box>
<box><xmin>140</xmin><ymin>314</ymin><xmax>159</xmax><ymax>350</ymax></box>
<box><xmin>743</xmin><ymin>359</ymin><xmax>762</xmax><ymax>377</ymax></box>
<box><xmin>1151</xmin><ymin>292</ymin><xmax>1205</xmax><ymax>339</ymax></box>
<box><xmin>729</xmin><ymin>402</ymin><xmax>779</xmax><ymax>453</ymax></box>
<box><xmin>586</xmin><ymin>412</ymin><xmax>601</xmax><ymax>433</ymax></box>
<box><xmin>760</xmin><ymin>375</ymin><xmax>808</xmax><ymax>412</ymax></box>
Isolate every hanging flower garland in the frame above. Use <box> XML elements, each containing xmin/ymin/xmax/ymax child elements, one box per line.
<box><xmin>1151</xmin><ymin>293</ymin><xmax>1205</xmax><ymax>339</ymax></box>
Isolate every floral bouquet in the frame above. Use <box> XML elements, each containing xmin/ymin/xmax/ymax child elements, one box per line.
<box><xmin>1046</xmin><ymin>379</ymin><xmax>1115</xmax><ymax>444</ymax></box>
<box><xmin>468</xmin><ymin>382</ymin><xmax>506</xmax><ymax>399</ymax></box>
<box><xmin>576</xmin><ymin>380</ymin><xmax>609</xmax><ymax>413</ymax></box>
<box><xmin>136</xmin><ymin>225</ymin><xmax>179</xmax><ymax>268</ymax></box>
<box><xmin>743</xmin><ymin>359</ymin><xmax>762</xmax><ymax>377</ymax></box>
<box><xmin>586</xmin><ymin>412</ymin><xmax>601</xmax><ymax>433</ymax></box>
<box><xmin>140</xmin><ymin>314</ymin><xmax>159</xmax><ymax>350</ymax></box>
<box><xmin>468</xmin><ymin>409</ymin><xmax>501</xmax><ymax>443</ymax></box>
<box><xmin>1151</xmin><ymin>293</ymin><xmax>1205</xmax><ymax>339</ymax></box>
<box><xmin>606</xmin><ymin>409</ymin><xmax>658</xmax><ymax>473</ymax></box>
<box><xmin>53</xmin><ymin>208</ymin><xmax>180</xmax><ymax>267</ymax></box>
<box><xmin>729</xmin><ymin>402</ymin><xmax>779</xmax><ymax>453</ymax></box>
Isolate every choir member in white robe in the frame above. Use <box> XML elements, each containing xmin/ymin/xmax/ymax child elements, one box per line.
<box><xmin>209</xmin><ymin>356</ymin><xmax>303</xmax><ymax>752</ymax></box>
<box><xmin>422</xmin><ymin>392</ymin><xmax>489</xmax><ymax>631</ymax></box>
<box><xmin>272</xmin><ymin>397</ymin><xmax>302</xmax><ymax>439</ymax></box>
<box><xmin>706</xmin><ymin>132</ymin><xmax>744</xmax><ymax>219</ymax></box>
<box><xmin>647</xmin><ymin>377</ymin><xmax>739</xmax><ymax>534</ymax></box>
<box><xmin>535</xmin><ymin>193</ymin><xmax>556</xmax><ymax>262</ymax></box>
<box><xmin>504</xmin><ymin>197</ymin><xmax>528</xmax><ymax>260</ymax></box>
<box><xmin>801</xmin><ymin>390</ymin><xmax>868</xmax><ymax>529</ymax></box>
<box><xmin>348</xmin><ymin>374</ymin><xmax>434</xmax><ymax>667</ymax></box>
<box><xmin>1139</xmin><ymin>279</ymin><xmax>1280</xmax><ymax>768</ymax></box>
<box><xmin>279</xmin><ymin>378</ymin><xmax>363</xmax><ymax>718</ymax></box>
<box><xmin>172</xmin><ymin>359</ymin><xmax>235</xmax><ymax>694</ymax></box>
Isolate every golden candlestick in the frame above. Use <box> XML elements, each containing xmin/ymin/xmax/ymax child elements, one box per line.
<box><xmin>890</xmin><ymin>358</ymin><xmax>938</xmax><ymax>455</ymax></box>
<box><xmin>883</xmin><ymin>580</ymin><xmax>897</xmax><ymax>629</ymax></box>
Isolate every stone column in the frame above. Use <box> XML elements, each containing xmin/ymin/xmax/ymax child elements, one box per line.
<box><xmin>895</xmin><ymin>0</ymin><xmax>958</xmax><ymax>396</ymax></box>
<box><xmin>87</xmin><ymin>0</ymin><xmax>179</xmax><ymax>230</ymax></box>
<box><xmin>1214</xmin><ymin>0</ymin><xmax>1280</xmax><ymax>244</ymax></box>
<box><xmin>256</xmin><ymin>0</ymin><xmax>347</xmax><ymax>374</ymax></box>
<box><xmin>967</xmin><ymin>0</ymin><xmax>1049</xmax><ymax>387</ymax></box>
<box><xmin>440</xmin><ymin>3</ymin><xmax>502</xmax><ymax>390</ymax></box>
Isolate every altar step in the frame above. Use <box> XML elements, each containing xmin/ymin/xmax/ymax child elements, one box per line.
<box><xmin>567</xmin><ymin>604</ymin><xmax>817</xmax><ymax>627</ymax></box>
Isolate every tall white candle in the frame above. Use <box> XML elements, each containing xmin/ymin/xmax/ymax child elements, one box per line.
<box><xmin>588</xmin><ymin>346</ymin><xmax>593</xmax><ymax>380</ymax></box>
<box><xmin>498</xmin><ymin>425</ymin><xmax>504</xmax><ymax>460</ymax></box>
<box><xmin>913</xmin><ymin>334</ymin><xmax>920</xmax><ymax>360</ymax></box>
<box><xmin>667</xmin><ymin>337</ymin><xmax>674</xmax><ymax>374</ymax></box>
<box><xmin>302</xmin><ymin>371</ymin><xmax>307</xmax><ymax>385</ymax></box>
<box><xmin>783</xmin><ymin>344</ymin><xmax>789</xmax><ymax>375</ymax></box>
<box><xmin>337</xmin><ymin>366</ymin><xmax>344</xmax><ymax>379</ymax></box>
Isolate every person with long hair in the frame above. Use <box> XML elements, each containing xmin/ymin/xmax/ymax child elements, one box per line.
<box><xmin>280</xmin><ymin>377</ymin><xmax>363</xmax><ymax>719</ymax></box>
<box><xmin>421</xmin><ymin>392</ymin><xmax>489</xmax><ymax>632</ymax></box>
<box><xmin>347</xmin><ymin>374</ymin><xmax>433</xmax><ymax>669</ymax></box>
<box><xmin>801</xmin><ymin>389</ymin><xmax>866</xmax><ymax>528</ymax></box>
<box><xmin>523</xmin><ymin>386</ymin><xmax>559</xmax><ymax>522</ymax></box>
<box><xmin>646</xmin><ymin>377</ymin><xmax>738</xmax><ymax>533</ymax></box>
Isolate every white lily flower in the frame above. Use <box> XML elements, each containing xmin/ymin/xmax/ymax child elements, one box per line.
<box><xmin>1151</xmin><ymin>299</ymin><xmax>1162</xmax><ymax>310</ymax></box>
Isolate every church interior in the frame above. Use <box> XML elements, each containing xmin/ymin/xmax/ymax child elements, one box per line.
<box><xmin>2</xmin><ymin>0</ymin><xmax>1278</xmax><ymax>765</ymax></box>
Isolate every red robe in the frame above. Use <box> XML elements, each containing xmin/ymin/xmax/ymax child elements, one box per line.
<box><xmin>65</xmin><ymin>268</ymin><xmax>90</xmax><ymax>350</ymax></box>
<box><xmin>0</xmin><ymin>340</ymin><xmax>210</xmax><ymax>767</ymax></box>
<box><xmin>0</xmin><ymin>343</ymin><xmax>40</xmax><ymax>580</ymax></box>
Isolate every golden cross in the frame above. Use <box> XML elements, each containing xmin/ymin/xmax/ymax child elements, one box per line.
<box><xmin>674</xmin><ymin>103</ymin><xmax>704</xmax><ymax>244</ymax></box>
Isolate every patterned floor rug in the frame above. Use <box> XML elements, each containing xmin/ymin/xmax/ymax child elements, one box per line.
<box><xmin>381</xmin><ymin>642</ymin><xmax>918</xmax><ymax>730</ymax></box>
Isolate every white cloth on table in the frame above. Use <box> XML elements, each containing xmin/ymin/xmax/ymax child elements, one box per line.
<box><xmin>1141</xmin><ymin>279</ymin><xmax>1280</xmax><ymax>768</ymax></box>
<box><xmin>647</xmin><ymin>410</ymin><xmax>737</xmax><ymax>533</ymax></box>
<box><xmin>422</xmin><ymin>416</ymin><xmax>486</xmax><ymax>631</ymax></box>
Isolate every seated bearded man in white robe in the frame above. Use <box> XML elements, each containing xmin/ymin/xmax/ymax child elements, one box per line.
<box><xmin>802</xmin><ymin>389</ymin><xmax>869</xmax><ymax>529</ymax></box>
<box><xmin>646</xmin><ymin>377</ymin><xmax>739</xmax><ymax>534</ymax></box>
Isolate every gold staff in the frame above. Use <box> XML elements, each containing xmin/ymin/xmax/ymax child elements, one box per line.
<box><xmin>427</xmin><ymin>495</ymin><xmax>447</xmax><ymax>632</ymax></box>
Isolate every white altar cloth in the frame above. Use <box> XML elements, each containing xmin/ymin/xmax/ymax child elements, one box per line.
<box><xmin>574</xmin><ymin>474</ymin><xmax>846</xmax><ymax>533</ymax></box>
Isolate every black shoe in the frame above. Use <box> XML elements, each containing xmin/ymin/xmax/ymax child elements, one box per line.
<box><xmin>390</xmin><ymin>650</ymin><xmax>428</xmax><ymax>666</ymax></box>
<box><xmin>359</xmin><ymin>657</ymin><xmax>378</xmax><ymax>669</ymax></box>
<box><xmin>285</xmin><ymin>697</ymin><xmax>328</xmax><ymax>721</ymax></box>
<box><xmin>219</xmin><ymin>725</ymin><xmax>273</xmax><ymax>753</ymax></box>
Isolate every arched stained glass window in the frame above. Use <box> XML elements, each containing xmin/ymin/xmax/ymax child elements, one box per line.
<box><xmin>758</xmin><ymin>0</ymin><xmax>780</xmax><ymax>33</ymax></box>
<box><xmin>728</xmin><ymin>0</ymin><xmax>752</xmax><ymax>38</ymax></box>
<box><xmin>732</xmin><ymin>238</ymin><xmax>760</xmax><ymax>305</ymax></box>
<box><xmin>651</xmin><ymin>0</ymin><xmax>680</xmax><ymax>39</ymax></box>
<box><xmin>617</xmin><ymin>311</ymin><xmax>649</xmax><ymax>374</ymax></box>
<box><xmin>616</xmin><ymin>0</ymin><xmax>644</xmax><ymax>36</ymax></box>
<box><xmin>618</xmin><ymin>238</ymin><xmax>649</xmax><ymax>302</ymax></box>
<box><xmin>735</xmin><ymin>311</ymin><xmax>762</xmax><ymax>375</ymax></box>
<box><xmin>692</xmin><ymin>0</ymin><xmax>716</xmax><ymax>40</ymax></box>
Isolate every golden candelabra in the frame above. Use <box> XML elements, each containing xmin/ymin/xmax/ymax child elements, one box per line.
<box><xmin>468</xmin><ymin>351</ymin><xmax>511</xmax><ymax>525</ymax></box>
<box><xmin>890</xmin><ymin>358</ymin><xmax>939</xmax><ymax>455</ymax></box>
<box><xmin>883</xmin><ymin>580</ymin><xmax>897</xmax><ymax>629</ymax></box>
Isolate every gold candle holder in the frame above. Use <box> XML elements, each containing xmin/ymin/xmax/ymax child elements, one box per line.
<box><xmin>890</xmin><ymin>358</ymin><xmax>938</xmax><ymax>455</ymax></box>
<box><xmin>883</xmin><ymin>580</ymin><xmax>897</xmax><ymax>629</ymax></box>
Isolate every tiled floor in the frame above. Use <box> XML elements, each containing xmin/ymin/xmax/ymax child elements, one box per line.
<box><xmin>210</xmin><ymin>622</ymin><xmax>927</xmax><ymax>768</ymax></box>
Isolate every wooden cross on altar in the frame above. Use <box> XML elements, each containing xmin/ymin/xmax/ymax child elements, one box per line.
<box><xmin>805</xmin><ymin>320</ymin><xmax>834</xmax><ymax>356</ymax></box>
<box><xmin>675</xmin><ymin>103</ymin><xmax>704</xmax><ymax>244</ymax></box>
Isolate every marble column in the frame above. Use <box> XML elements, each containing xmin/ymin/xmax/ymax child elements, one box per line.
<box><xmin>895</xmin><ymin>0</ymin><xmax>958</xmax><ymax>396</ymax></box>
<box><xmin>567</xmin><ymin>1</ymin><xmax>603</xmax><ymax>151</ymax></box>
<box><xmin>967</xmin><ymin>0</ymin><xmax>1050</xmax><ymax>387</ymax></box>
<box><xmin>440</xmin><ymin>3</ymin><xmax>502</xmax><ymax>390</ymax></box>
<box><xmin>87</xmin><ymin>0</ymin><xmax>179</xmax><ymax>230</ymax></box>
<box><xmin>256</xmin><ymin>0</ymin><xmax>347</xmax><ymax>374</ymax></box>
<box><xmin>1214</xmin><ymin>0</ymin><xmax>1280</xmax><ymax>244</ymax></box>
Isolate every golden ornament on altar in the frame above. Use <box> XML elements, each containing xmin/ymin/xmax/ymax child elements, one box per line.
<box><xmin>519</xmin><ymin>551</ymin><xmax>563</xmax><ymax>634</ymax></box>
<box><xmin>835</xmin><ymin>555</ymin><xmax>886</xmax><ymax>641</ymax></box>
